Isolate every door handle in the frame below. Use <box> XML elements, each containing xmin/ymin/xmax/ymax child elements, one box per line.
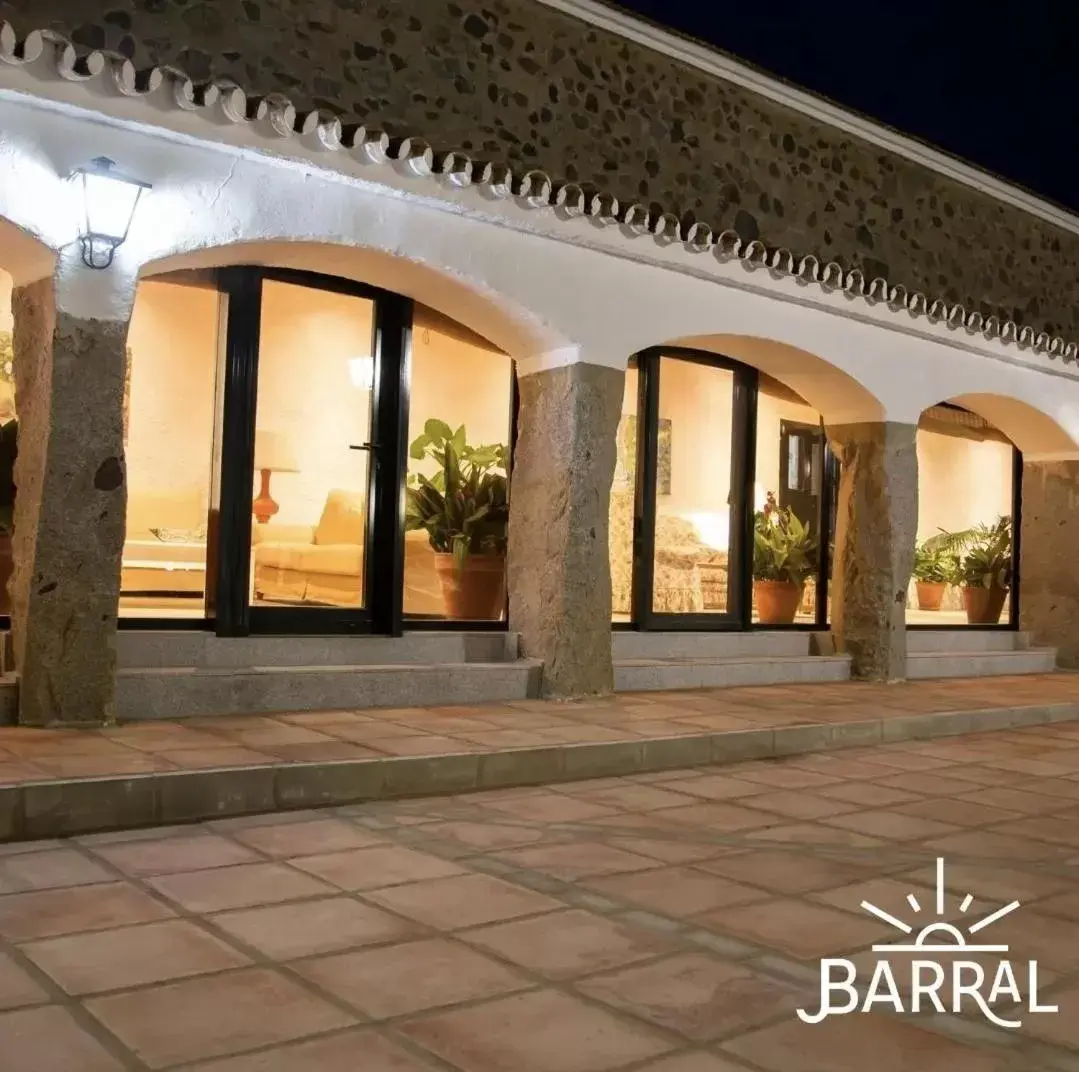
<box><xmin>349</xmin><ymin>443</ymin><xmax>379</xmax><ymax>451</ymax></box>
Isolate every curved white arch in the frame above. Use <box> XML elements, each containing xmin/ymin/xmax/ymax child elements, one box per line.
<box><xmin>0</xmin><ymin>216</ymin><xmax>55</xmax><ymax>285</ymax></box>
<box><xmin>665</xmin><ymin>333</ymin><xmax>885</xmax><ymax>423</ymax></box>
<box><xmin>140</xmin><ymin>239</ymin><xmax>567</xmax><ymax>362</ymax></box>
<box><xmin>939</xmin><ymin>393</ymin><xmax>1079</xmax><ymax>455</ymax></box>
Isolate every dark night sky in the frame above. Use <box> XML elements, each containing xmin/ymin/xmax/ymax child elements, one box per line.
<box><xmin>616</xmin><ymin>1</ymin><xmax>1079</xmax><ymax>213</ymax></box>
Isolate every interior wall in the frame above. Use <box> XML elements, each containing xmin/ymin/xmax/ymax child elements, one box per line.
<box><xmin>916</xmin><ymin>429</ymin><xmax>1013</xmax><ymax>542</ymax></box>
<box><xmin>407</xmin><ymin>306</ymin><xmax>513</xmax><ymax>481</ymax></box>
<box><xmin>0</xmin><ymin>271</ymin><xmax>11</xmax><ymax>331</ymax></box>
<box><xmin>125</xmin><ymin>280</ymin><xmax>219</xmax><ymax>534</ymax></box>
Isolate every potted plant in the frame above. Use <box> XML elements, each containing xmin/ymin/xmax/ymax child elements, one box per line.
<box><xmin>923</xmin><ymin>517</ymin><xmax>1011</xmax><ymax>625</ymax></box>
<box><xmin>752</xmin><ymin>491</ymin><xmax>817</xmax><ymax>624</ymax></box>
<box><xmin>912</xmin><ymin>541</ymin><xmax>956</xmax><ymax>611</ymax></box>
<box><xmin>404</xmin><ymin>418</ymin><xmax>509</xmax><ymax>619</ymax></box>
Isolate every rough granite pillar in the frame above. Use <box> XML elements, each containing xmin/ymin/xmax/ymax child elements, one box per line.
<box><xmin>508</xmin><ymin>361</ymin><xmax>624</xmax><ymax>697</ymax></box>
<box><xmin>827</xmin><ymin>421</ymin><xmax>918</xmax><ymax>681</ymax></box>
<box><xmin>11</xmin><ymin>278</ymin><xmax>129</xmax><ymax>725</ymax></box>
<box><xmin>1019</xmin><ymin>459</ymin><xmax>1079</xmax><ymax>667</ymax></box>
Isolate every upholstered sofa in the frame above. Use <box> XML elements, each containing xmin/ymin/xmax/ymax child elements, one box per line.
<box><xmin>122</xmin><ymin>486</ymin><xmax>209</xmax><ymax>596</ymax></box>
<box><xmin>252</xmin><ymin>488</ymin><xmax>443</xmax><ymax>612</ymax></box>
<box><xmin>608</xmin><ymin>490</ymin><xmax>728</xmax><ymax>614</ymax></box>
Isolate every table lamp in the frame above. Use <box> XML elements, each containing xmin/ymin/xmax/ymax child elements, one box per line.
<box><xmin>252</xmin><ymin>429</ymin><xmax>299</xmax><ymax>524</ymax></box>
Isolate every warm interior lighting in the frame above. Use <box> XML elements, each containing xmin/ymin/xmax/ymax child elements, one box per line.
<box><xmin>686</xmin><ymin>511</ymin><xmax>730</xmax><ymax>551</ymax></box>
<box><xmin>348</xmin><ymin>355</ymin><xmax>375</xmax><ymax>389</ymax></box>
<box><xmin>72</xmin><ymin>157</ymin><xmax>151</xmax><ymax>269</ymax></box>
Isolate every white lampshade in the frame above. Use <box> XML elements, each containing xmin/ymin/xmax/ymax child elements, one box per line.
<box><xmin>253</xmin><ymin>429</ymin><xmax>299</xmax><ymax>473</ymax></box>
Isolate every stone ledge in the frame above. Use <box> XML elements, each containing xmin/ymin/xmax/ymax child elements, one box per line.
<box><xmin>1</xmin><ymin>699</ymin><xmax>1075</xmax><ymax>841</ymax></box>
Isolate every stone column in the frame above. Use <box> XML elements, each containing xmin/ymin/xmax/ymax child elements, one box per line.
<box><xmin>10</xmin><ymin>276</ymin><xmax>130</xmax><ymax>725</ymax></box>
<box><xmin>827</xmin><ymin>422</ymin><xmax>918</xmax><ymax>681</ymax></box>
<box><xmin>1019</xmin><ymin>458</ymin><xmax>1079</xmax><ymax>666</ymax></box>
<box><xmin>508</xmin><ymin>359</ymin><xmax>624</xmax><ymax>698</ymax></box>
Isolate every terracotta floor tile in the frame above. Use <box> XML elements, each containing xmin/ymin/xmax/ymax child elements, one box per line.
<box><xmin>363</xmin><ymin>872</ymin><xmax>562</xmax><ymax>929</ymax></box>
<box><xmin>157</xmin><ymin>747</ymin><xmax>277</xmax><ymax>769</ymax></box>
<box><xmin>0</xmin><ymin>1005</ymin><xmax>124</xmax><ymax>1071</ymax></box>
<box><xmin>464</xmin><ymin>908</ymin><xmax>672</xmax><ymax>980</ymax></box>
<box><xmin>991</xmin><ymin>815</ymin><xmax>1079</xmax><ymax>848</ymax></box>
<box><xmin>878</xmin><ymin>771</ymin><xmax>993</xmax><ymax>796</ymax></box>
<box><xmin>499</xmin><ymin>841</ymin><xmax>659</xmax><ymax>881</ymax></box>
<box><xmin>258</xmin><ymin>741</ymin><xmax>383</xmax><ymax>762</ymax></box>
<box><xmin>397</xmin><ymin>988</ymin><xmax>674</xmax><ymax>1072</ymax></box>
<box><xmin>228</xmin><ymin>725</ymin><xmax>337</xmax><ymax>748</ymax></box>
<box><xmin>637</xmin><ymin>1055</ymin><xmax>757</xmax><ymax>1072</ymax></box>
<box><xmin>230</xmin><ymin>817</ymin><xmax>386</xmax><ymax>857</ymax></box>
<box><xmin>652</xmin><ymin>774</ymin><xmax>767</xmax><ymax>801</ymax></box>
<box><xmin>729</xmin><ymin>765</ymin><xmax>839</xmax><ymax>790</ymax></box>
<box><xmin>290</xmin><ymin>845</ymin><xmax>465</xmax><ymax>890</ymax></box>
<box><xmin>578</xmin><ymin>953</ymin><xmax>809</xmax><ymax>1041</ymax></box>
<box><xmin>212</xmin><ymin>895</ymin><xmax>415</xmax><ymax>960</ymax></box>
<box><xmin>698</xmin><ymin>898</ymin><xmax>891</xmax><ymax>959</ymax></box>
<box><xmin>299</xmin><ymin>937</ymin><xmax>528</xmax><ymax>1018</ymax></box>
<box><xmin>954</xmin><ymin>786</ymin><xmax>1070</xmax><ymax>815</ymax></box>
<box><xmin>86</xmin><ymin>967</ymin><xmax>354</xmax><ymax>1069</ymax></box>
<box><xmin>0</xmin><ymin>882</ymin><xmax>175</xmax><ymax>941</ymax></box>
<box><xmin>0</xmin><ymin>951</ymin><xmax>49</xmax><ymax>1009</ymax></box>
<box><xmin>822</xmin><ymin>809</ymin><xmax>962</xmax><ymax>842</ymax></box>
<box><xmin>187</xmin><ymin>1028</ymin><xmax>445</xmax><ymax>1071</ymax></box>
<box><xmin>746</xmin><ymin>822</ymin><xmax>884</xmax><ymax>849</ymax></box>
<box><xmin>722</xmin><ymin>1009</ymin><xmax>1015</xmax><ymax>1071</ymax></box>
<box><xmin>925</xmin><ymin>829</ymin><xmax>1073</xmax><ymax>863</ymax></box>
<box><xmin>22</xmin><ymin>919</ymin><xmax>249</xmax><ymax>995</ymax></box>
<box><xmin>587</xmin><ymin>867</ymin><xmax>766</xmax><ymax>918</ymax></box>
<box><xmin>28</xmin><ymin>752</ymin><xmax>170</xmax><ymax>777</ymax></box>
<box><xmin>889</xmin><ymin>797</ymin><xmax>1021</xmax><ymax>828</ymax></box>
<box><xmin>482</xmin><ymin>792</ymin><xmax>621</xmax><ymax>823</ymax></box>
<box><xmin>369</xmin><ymin>735</ymin><xmax>473</xmax><ymax>756</ymax></box>
<box><xmin>1015</xmin><ymin>978</ymin><xmax>1079</xmax><ymax>1048</ymax></box>
<box><xmin>606</xmin><ymin>836</ymin><xmax>730</xmax><ymax>865</ymax></box>
<box><xmin>736</xmin><ymin>790</ymin><xmax>857</xmax><ymax>820</ymax></box>
<box><xmin>646</xmin><ymin>803</ymin><xmax>779</xmax><ymax>833</ymax></box>
<box><xmin>897</xmin><ymin>860</ymin><xmax>1069</xmax><ymax>904</ymax></box>
<box><xmin>420</xmin><ymin>820</ymin><xmax>556</xmax><ymax>851</ymax></box>
<box><xmin>572</xmin><ymin>784</ymin><xmax>701</xmax><ymax>811</ymax></box>
<box><xmin>0</xmin><ymin>848</ymin><xmax>113</xmax><ymax>893</ymax></box>
<box><xmin>91</xmin><ymin>834</ymin><xmax>260</xmax><ymax>876</ymax></box>
<box><xmin>148</xmin><ymin>862</ymin><xmax>332</xmax><ymax>913</ymax></box>
<box><xmin>814</xmin><ymin>782</ymin><xmax>920</xmax><ymax>807</ymax></box>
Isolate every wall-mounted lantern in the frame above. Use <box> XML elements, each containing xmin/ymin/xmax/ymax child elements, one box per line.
<box><xmin>71</xmin><ymin>157</ymin><xmax>151</xmax><ymax>269</ymax></box>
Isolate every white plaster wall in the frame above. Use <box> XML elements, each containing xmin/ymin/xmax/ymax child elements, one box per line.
<box><xmin>1</xmin><ymin>89</ymin><xmax>1079</xmax><ymax>453</ymax></box>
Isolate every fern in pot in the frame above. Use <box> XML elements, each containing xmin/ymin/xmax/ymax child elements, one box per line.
<box><xmin>923</xmin><ymin>517</ymin><xmax>1011</xmax><ymax>624</ymax></box>
<box><xmin>405</xmin><ymin>419</ymin><xmax>509</xmax><ymax>619</ymax></box>
<box><xmin>752</xmin><ymin>491</ymin><xmax>817</xmax><ymax>624</ymax></box>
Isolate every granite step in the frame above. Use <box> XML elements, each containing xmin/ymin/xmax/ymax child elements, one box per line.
<box><xmin>906</xmin><ymin>648</ymin><xmax>1057</xmax><ymax>680</ymax></box>
<box><xmin>615</xmin><ymin>654</ymin><xmax>850</xmax><ymax>692</ymax></box>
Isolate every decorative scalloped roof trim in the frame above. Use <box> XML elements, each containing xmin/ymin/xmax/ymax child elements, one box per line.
<box><xmin>1</xmin><ymin>21</ymin><xmax>1076</xmax><ymax>367</ymax></box>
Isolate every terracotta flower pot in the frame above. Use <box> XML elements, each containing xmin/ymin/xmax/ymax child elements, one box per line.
<box><xmin>434</xmin><ymin>552</ymin><xmax>506</xmax><ymax>620</ymax></box>
<box><xmin>754</xmin><ymin>579</ymin><xmax>804</xmax><ymax>625</ymax></box>
<box><xmin>916</xmin><ymin>581</ymin><xmax>946</xmax><ymax>612</ymax></box>
<box><xmin>963</xmin><ymin>585</ymin><xmax>1008</xmax><ymax>625</ymax></box>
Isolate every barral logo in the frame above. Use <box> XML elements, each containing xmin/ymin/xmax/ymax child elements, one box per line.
<box><xmin>797</xmin><ymin>858</ymin><xmax>1058</xmax><ymax>1029</ymax></box>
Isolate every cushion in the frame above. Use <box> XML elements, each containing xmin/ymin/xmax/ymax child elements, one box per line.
<box><xmin>314</xmin><ymin>489</ymin><xmax>366</xmax><ymax>545</ymax></box>
<box><xmin>256</xmin><ymin>541</ymin><xmax>363</xmax><ymax>577</ymax></box>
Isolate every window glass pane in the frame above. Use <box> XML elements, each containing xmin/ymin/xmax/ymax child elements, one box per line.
<box><xmin>121</xmin><ymin>279</ymin><xmax>220</xmax><ymax>618</ymax></box>
<box><xmin>752</xmin><ymin>379</ymin><xmax>823</xmax><ymax>625</ymax></box>
<box><xmin>610</xmin><ymin>359</ymin><xmax>638</xmax><ymax>623</ymax></box>
<box><xmin>251</xmin><ymin>280</ymin><xmax>374</xmax><ymax>609</ymax></box>
<box><xmin>404</xmin><ymin>305</ymin><xmax>512</xmax><ymax>620</ymax></box>
<box><xmin>0</xmin><ymin>271</ymin><xmax>14</xmax><ymax>617</ymax></box>
<box><xmin>911</xmin><ymin>414</ymin><xmax>1013</xmax><ymax>625</ymax></box>
<box><xmin>652</xmin><ymin>357</ymin><xmax>733</xmax><ymax>615</ymax></box>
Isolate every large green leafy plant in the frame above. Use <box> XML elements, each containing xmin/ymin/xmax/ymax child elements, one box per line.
<box><xmin>752</xmin><ymin>491</ymin><xmax>817</xmax><ymax>585</ymax></box>
<box><xmin>404</xmin><ymin>419</ymin><xmax>509</xmax><ymax>571</ymax></box>
<box><xmin>923</xmin><ymin>516</ymin><xmax>1012</xmax><ymax>590</ymax></box>
<box><xmin>912</xmin><ymin>541</ymin><xmax>956</xmax><ymax>584</ymax></box>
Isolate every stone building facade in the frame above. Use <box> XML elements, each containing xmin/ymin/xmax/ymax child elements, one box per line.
<box><xmin>0</xmin><ymin>4</ymin><xmax>1077</xmax><ymax>727</ymax></box>
<box><xmin>4</xmin><ymin>0</ymin><xmax>1078</xmax><ymax>337</ymax></box>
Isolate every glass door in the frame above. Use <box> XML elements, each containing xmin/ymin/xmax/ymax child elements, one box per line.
<box><xmin>629</xmin><ymin>348</ymin><xmax>755</xmax><ymax>630</ymax></box>
<box><xmin>211</xmin><ymin>268</ymin><xmax>410</xmax><ymax>636</ymax></box>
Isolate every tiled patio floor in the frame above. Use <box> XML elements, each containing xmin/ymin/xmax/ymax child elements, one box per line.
<box><xmin>1</xmin><ymin>674</ymin><xmax>1077</xmax><ymax>784</ymax></box>
<box><xmin>2</xmin><ymin>721</ymin><xmax>1079</xmax><ymax>1069</ymax></box>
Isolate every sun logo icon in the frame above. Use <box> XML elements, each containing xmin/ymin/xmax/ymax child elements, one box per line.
<box><xmin>861</xmin><ymin>857</ymin><xmax>1019</xmax><ymax>953</ymax></box>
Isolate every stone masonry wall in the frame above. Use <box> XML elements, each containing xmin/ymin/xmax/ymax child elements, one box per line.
<box><xmin>4</xmin><ymin>0</ymin><xmax>1077</xmax><ymax>338</ymax></box>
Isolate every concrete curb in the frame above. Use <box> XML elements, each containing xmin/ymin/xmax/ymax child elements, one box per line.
<box><xmin>2</xmin><ymin>700</ymin><xmax>1076</xmax><ymax>841</ymax></box>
